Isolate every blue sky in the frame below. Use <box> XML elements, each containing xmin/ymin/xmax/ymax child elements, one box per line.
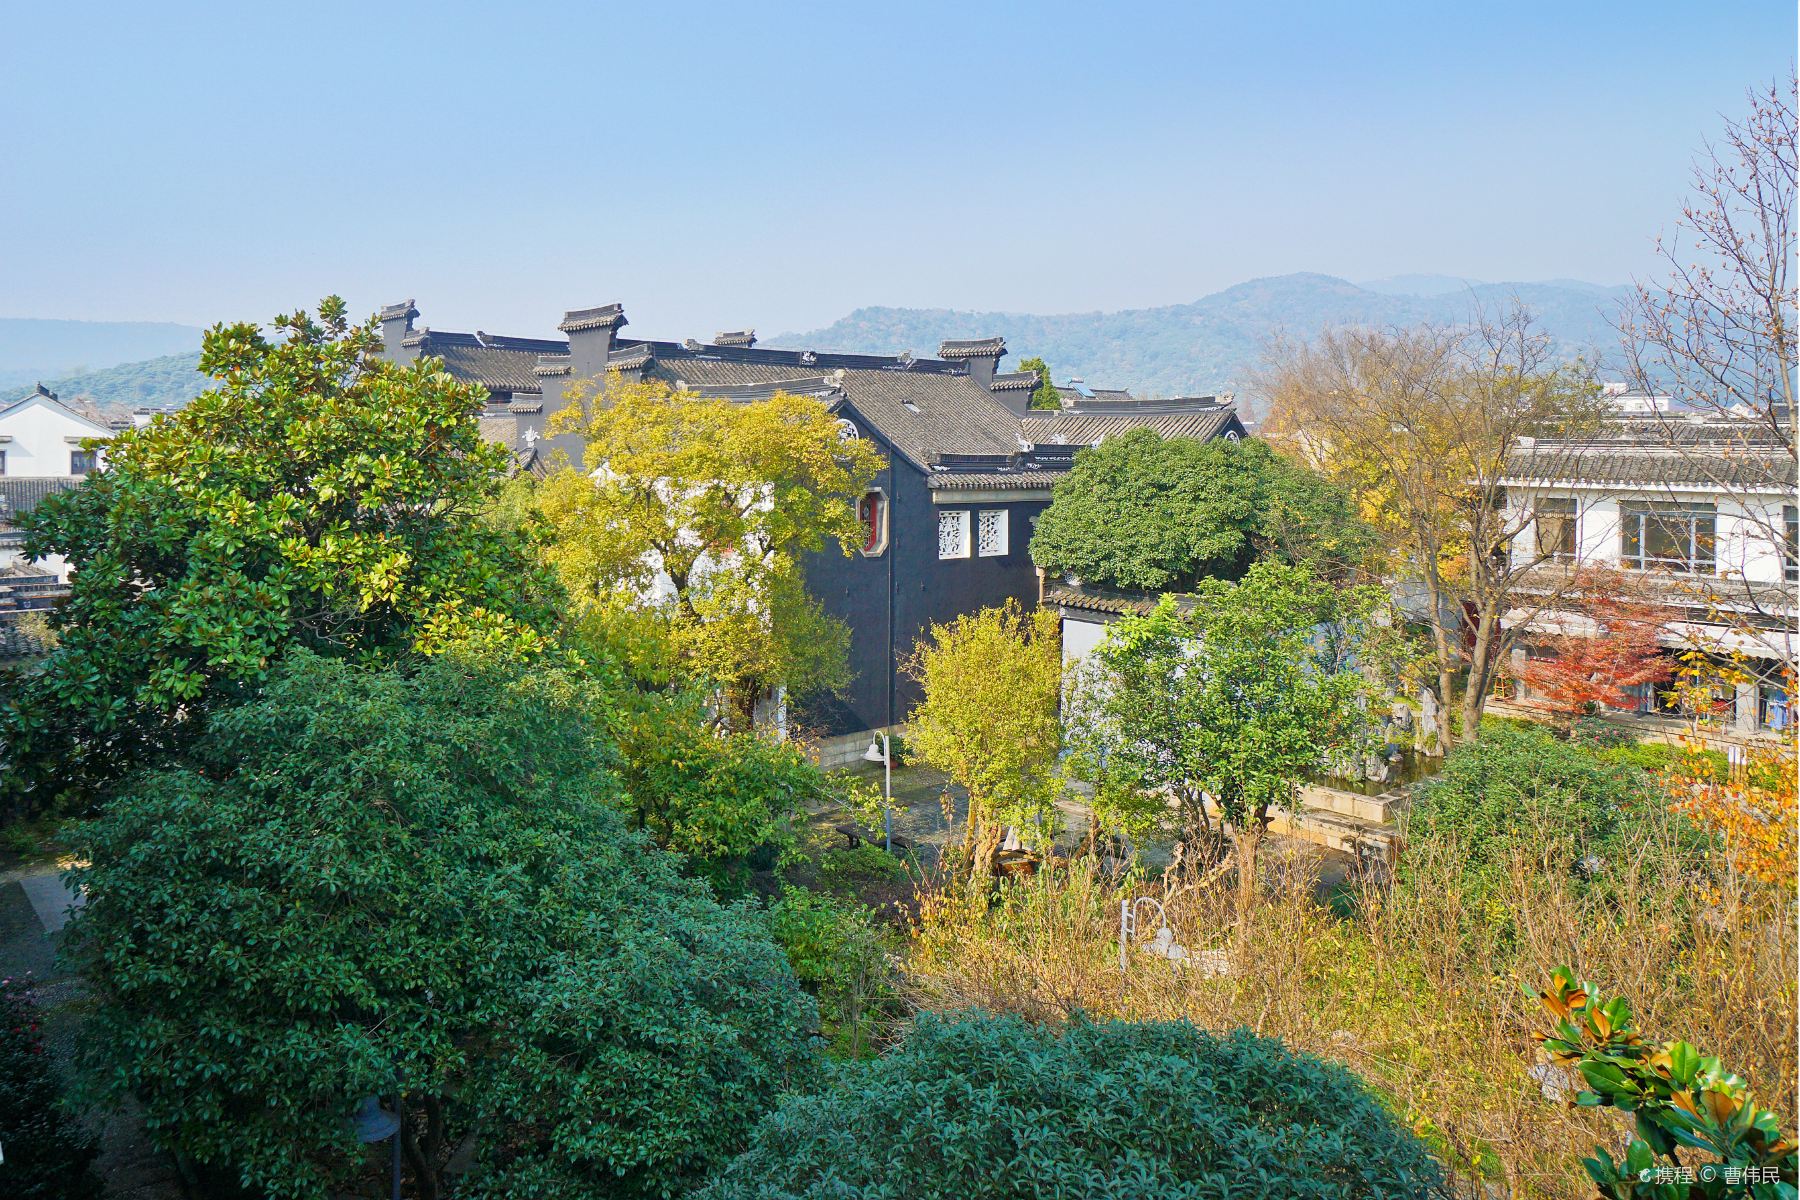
<box><xmin>2</xmin><ymin>1</ymin><xmax>1792</xmax><ymax>338</ymax></box>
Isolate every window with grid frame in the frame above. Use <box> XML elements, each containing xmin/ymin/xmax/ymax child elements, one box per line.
<box><xmin>1619</xmin><ymin>501</ymin><xmax>1715</xmax><ymax>574</ymax></box>
<box><xmin>69</xmin><ymin>449</ymin><xmax>97</xmax><ymax>476</ymax></box>
<box><xmin>976</xmin><ymin>509</ymin><xmax>1009</xmax><ymax>557</ymax></box>
<box><xmin>1533</xmin><ymin>496</ymin><xmax>1577</xmax><ymax>562</ymax></box>
<box><xmin>937</xmin><ymin>509</ymin><xmax>970</xmax><ymax>560</ymax></box>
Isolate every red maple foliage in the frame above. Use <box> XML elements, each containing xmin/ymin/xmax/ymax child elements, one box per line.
<box><xmin>1518</xmin><ymin>572</ymin><xmax>1675</xmax><ymax>719</ymax></box>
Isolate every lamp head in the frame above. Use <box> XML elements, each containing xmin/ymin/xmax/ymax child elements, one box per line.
<box><xmin>350</xmin><ymin>1095</ymin><xmax>400</xmax><ymax>1143</ymax></box>
<box><xmin>861</xmin><ymin>736</ymin><xmax>887</xmax><ymax>764</ymax></box>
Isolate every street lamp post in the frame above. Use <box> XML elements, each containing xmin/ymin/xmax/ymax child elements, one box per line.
<box><xmin>862</xmin><ymin>732</ymin><xmax>893</xmax><ymax>853</ymax></box>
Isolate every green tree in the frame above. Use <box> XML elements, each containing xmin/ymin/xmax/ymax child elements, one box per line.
<box><xmin>700</xmin><ymin>1013</ymin><xmax>1444</xmax><ymax>1200</ymax></box>
<box><xmin>1029</xmin><ymin>430</ymin><xmax>1371</xmax><ymax>592</ymax></box>
<box><xmin>0</xmin><ymin>977</ymin><xmax>101</xmax><ymax>1200</ymax></box>
<box><xmin>1016</xmin><ymin>354</ymin><xmax>1062</xmax><ymax>410</ymax></box>
<box><xmin>1067</xmin><ymin>562</ymin><xmax>1376</xmax><ymax>921</ymax></box>
<box><xmin>905</xmin><ymin>601</ymin><xmax>1064</xmax><ymax>875</ymax></box>
<box><xmin>3</xmin><ymin>298</ymin><xmax>552</xmax><ymax>816</ymax></box>
<box><xmin>531</xmin><ymin>376</ymin><xmax>884</xmax><ymax>730</ymax></box>
<box><xmin>65</xmin><ymin>651</ymin><xmax>818</xmax><ymax>1200</ymax></box>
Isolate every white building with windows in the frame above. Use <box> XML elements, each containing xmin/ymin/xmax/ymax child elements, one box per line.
<box><xmin>0</xmin><ymin>384</ymin><xmax>110</xmax><ymax>482</ymax></box>
<box><xmin>0</xmin><ymin>386</ymin><xmax>112</xmax><ymax>643</ymax></box>
<box><xmin>1499</xmin><ymin>415</ymin><xmax>1796</xmax><ymax>736</ymax></box>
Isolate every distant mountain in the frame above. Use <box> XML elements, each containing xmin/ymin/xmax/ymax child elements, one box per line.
<box><xmin>770</xmin><ymin>273</ymin><xmax>1636</xmax><ymax>414</ymax></box>
<box><xmin>24</xmin><ymin>352</ymin><xmax>209</xmax><ymax>419</ymax></box>
<box><xmin>1356</xmin><ymin>274</ymin><xmax>1487</xmax><ymax>296</ymax></box>
<box><xmin>0</xmin><ymin>318</ymin><xmax>204</xmax><ymax>390</ymax></box>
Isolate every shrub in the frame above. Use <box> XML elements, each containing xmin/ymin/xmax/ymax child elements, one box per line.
<box><xmin>815</xmin><ymin>844</ymin><xmax>908</xmax><ymax>891</ymax></box>
<box><xmin>0</xmin><ymin>976</ymin><xmax>101</xmax><ymax>1200</ymax></box>
<box><xmin>1569</xmin><ymin>716</ymin><xmax>1636</xmax><ymax>749</ymax></box>
<box><xmin>701</xmin><ymin>1012</ymin><xmax>1444</xmax><ymax>1199</ymax></box>
<box><xmin>68</xmin><ymin>651</ymin><xmax>819</xmax><ymax>1200</ymax></box>
<box><xmin>766</xmin><ymin>889</ymin><xmax>898</xmax><ymax>1058</ymax></box>
<box><xmin>619</xmin><ymin>700</ymin><xmax>829</xmax><ymax>886</ymax></box>
<box><xmin>1401</xmin><ymin>724</ymin><xmax>1690</xmax><ymax>917</ymax></box>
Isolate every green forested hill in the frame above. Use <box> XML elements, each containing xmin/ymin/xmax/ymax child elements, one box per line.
<box><xmin>0</xmin><ymin>317</ymin><xmax>203</xmax><ymax>390</ymax></box>
<box><xmin>29</xmin><ymin>352</ymin><xmax>209</xmax><ymax>418</ymax></box>
<box><xmin>769</xmin><ymin>273</ymin><xmax>1636</xmax><ymax>411</ymax></box>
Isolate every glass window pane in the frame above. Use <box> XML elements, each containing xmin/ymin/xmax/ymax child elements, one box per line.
<box><xmin>1692</xmin><ymin>515</ymin><xmax>1716</xmax><ymax>569</ymax></box>
<box><xmin>1645</xmin><ymin>515</ymin><xmax>1685</xmax><ymax>564</ymax></box>
<box><xmin>1621</xmin><ymin>511</ymin><xmax>1643</xmax><ymax>567</ymax></box>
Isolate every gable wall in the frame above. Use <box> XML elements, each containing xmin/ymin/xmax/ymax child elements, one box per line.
<box><xmin>0</xmin><ymin>399</ymin><xmax>108</xmax><ymax>478</ymax></box>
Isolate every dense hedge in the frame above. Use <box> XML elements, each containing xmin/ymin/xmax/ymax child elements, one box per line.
<box><xmin>701</xmin><ymin>1013</ymin><xmax>1444</xmax><ymax>1199</ymax></box>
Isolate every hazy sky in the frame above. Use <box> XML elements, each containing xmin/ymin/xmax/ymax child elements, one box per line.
<box><xmin>3</xmin><ymin>1</ymin><xmax>1792</xmax><ymax>339</ymax></box>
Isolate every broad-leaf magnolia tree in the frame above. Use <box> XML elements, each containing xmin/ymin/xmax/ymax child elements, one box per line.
<box><xmin>3</xmin><ymin>298</ymin><xmax>551</xmax><ymax>813</ymax></box>
<box><xmin>1069</xmin><ymin>562</ymin><xmax>1378</xmax><ymax>919</ymax></box>
<box><xmin>530</xmin><ymin>377</ymin><xmax>884</xmax><ymax>729</ymax></box>
<box><xmin>1530</xmin><ymin>966</ymin><xmax>1798</xmax><ymax>1195</ymax></box>
<box><xmin>905</xmin><ymin>601</ymin><xmax>1064</xmax><ymax>874</ymax></box>
<box><xmin>67</xmin><ymin>651</ymin><xmax>818</xmax><ymax>1200</ymax></box>
<box><xmin>1029</xmin><ymin>430</ymin><xmax>1372</xmax><ymax>593</ymax></box>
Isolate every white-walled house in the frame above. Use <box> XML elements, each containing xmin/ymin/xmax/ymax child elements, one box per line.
<box><xmin>0</xmin><ymin>385</ymin><xmax>112</xmax><ymax>639</ymax></box>
<box><xmin>1498</xmin><ymin>415</ymin><xmax>1796</xmax><ymax>735</ymax></box>
<box><xmin>0</xmin><ymin>384</ymin><xmax>110</xmax><ymax>481</ymax></box>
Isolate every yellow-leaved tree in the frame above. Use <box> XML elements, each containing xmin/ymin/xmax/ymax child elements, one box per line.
<box><xmin>527</xmin><ymin>374</ymin><xmax>884</xmax><ymax>729</ymax></box>
<box><xmin>906</xmin><ymin>601</ymin><xmax>1065</xmax><ymax>877</ymax></box>
<box><xmin>1260</xmin><ymin>311</ymin><xmax>1605</xmax><ymax>747</ymax></box>
<box><xmin>1665</xmin><ymin>654</ymin><xmax>1799</xmax><ymax>889</ymax></box>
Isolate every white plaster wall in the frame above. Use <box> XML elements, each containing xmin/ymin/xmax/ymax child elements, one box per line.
<box><xmin>0</xmin><ymin>398</ymin><xmax>109</xmax><ymax>477</ymax></box>
<box><xmin>1061</xmin><ymin>612</ymin><xmax>1109</xmax><ymax>666</ymax></box>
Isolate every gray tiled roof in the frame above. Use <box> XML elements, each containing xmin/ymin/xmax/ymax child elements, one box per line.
<box><xmin>1514</xmin><ymin>563</ymin><xmax>1797</xmax><ymax>617</ymax></box>
<box><xmin>404</xmin><ymin>331</ymin><xmax>568</xmax><ymax>396</ymax></box>
<box><xmin>989</xmin><ymin>371</ymin><xmax>1038</xmax><ymax>391</ymax></box>
<box><xmin>477</xmin><ymin>415</ymin><xmax>517</xmax><ymax>446</ymax></box>
<box><xmin>925</xmin><ymin>471</ymin><xmax>1068</xmax><ymax>491</ymax></box>
<box><xmin>379</xmin><ymin>299</ymin><xmax>419</xmax><ymax>322</ymax></box>
<box><xmin>642</xmin><ymin>350</ymin><xmax>1026</xmax><ymax>468</ymax></box>
<box><xmin>712</xmin><ymin>330</ymin><xmax>756</xmax><ymax>347</ymax></box>
<box><xmin>1020</xmin><ymin>407</ymin><xmax>1243</xmax><ymax>446</ymax></box>
<box><xmin>0</xmin><ymin>617</ymin><xmax>56</xmax><ymax>659</ymax></box>
<box><xmin>558</xmin><ymin>303</ymin><xmax>627</xmax><ymax>333</ymax></box>
<box><xmin>0</xmin><ymin>477</ymin><xmax>85</xmax><ymax>527</ymax></box>
<box><xmin>937</xmin><ymin>337</ymin><xmax>1006</xmax><ymax>360</ymax></box>
<box><xmin>1504</xmin><ymin>447</ymin><xmax>1795</xmax><ymax>490</ymax></box>
<box><xmin>411</xmin><ymin>315</ymin><xmax>1249</xmax><ymax>472</ymax></box>
<box><xmin>1046</xmin><ymin>584</ymin><xmax>1198</xmax><ymax>617</ymax></box>
<box><xmin>607</xmin><ymin>343</ymin><xmax>656</xmax><ymax>371</ymax></box>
